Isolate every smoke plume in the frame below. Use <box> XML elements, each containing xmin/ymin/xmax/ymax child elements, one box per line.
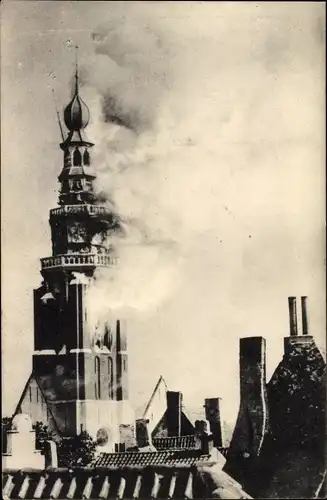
<box><xmin>81</xmin><ymin>4</ymin><xmax>323</xmax><ymax>329</ymax></box>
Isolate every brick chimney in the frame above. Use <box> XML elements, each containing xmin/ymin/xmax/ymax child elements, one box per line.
<box><xmin>135</xmin><ymin>419</ymin><xmax>157</xmax><ymax>450</ymax></box>
<box><xmin>284</xmin><ymin>296</ymin><xmax>314</xmax><ymax>353</ymax></box>
<box><xmin>301</xmin><ymin>296</ymin><xmax>309</xmax><ymax>335</ymax></box>
<box><xmin>194</xmin><ymin>420</ymin><xmax>214</xmax><ymax>455</ymax></box>
<box><xmin>227</xmin><ymin>337</ymin><xmax>269</xmax><ymax>461</ymax></box>
<box><xmin>204</xmin><ymin>398</ymin><xmax>224</xmax><ymax>447</ymax></box>
<box><xmin>166</xmin><ymin>391</ymin><xmax>182</xmax><ymax>437</ymax></box>
<box><xmin>288</xmin><ymin>296</ymin><xmax>298</xmax><ymax>336</ymax></box>
<box><xmin>260</xmin><ymin>296</ymin><xmax>326</xmax><ymax>499</ymax></box>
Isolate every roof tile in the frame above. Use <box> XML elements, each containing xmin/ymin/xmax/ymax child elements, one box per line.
<box><xmin>2</xmin><ymin>461</ymin><xmax>251</xmax><ymax>499</ymax></box>
<box><xmin>153</xmin><ymin>435</ymin><xmax>196</xmax><ymax>450</ymax></box>
<box><xmin>93</xmin><ymin>450</ymin><xmax>210</xmax><ymax>468</ymax></box>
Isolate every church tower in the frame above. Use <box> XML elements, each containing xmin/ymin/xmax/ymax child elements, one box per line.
<box><xmin>14</xmin><ymin>60</ymin><xmax>134</xmax><ymax>451</ymax></box>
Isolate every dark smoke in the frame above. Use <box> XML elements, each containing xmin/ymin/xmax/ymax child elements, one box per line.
<box><xmin>102</xmin><ymin>94</ymin><xmax>142</xmax><ymax>132</ymax></box>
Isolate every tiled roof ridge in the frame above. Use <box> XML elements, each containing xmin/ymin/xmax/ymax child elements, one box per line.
<box><xmin>92</xmin><ymin>449</ymin><xmax>212</xmax><ymax>469</ymax></box>
<box><xmin>98</xmin><ymin>449</ymin><xmax>203</xmax><ymax>456</ymax></box>
<box><xmin>153</xmin><ymin>434</ymin><xmax>195</xmax><ymax>439</ymax></box>
<box><xmin>2</xmin><ymin>462</ymin><xmax>252</xmax><ymax>499</ymax></box>
<box><xmin>2</xmin><ymin>467</ymin><xmax>197</xmax><ymax>500</ymax></box>
<box><xmin>3</xmin><ymin>463</ymin><xmax>206</xmax><ymax>474</ymax></box>
<box><xmin>153</xmin><ymin>435</ymin><xmax>196</xmax><ymax>451</ymax></box>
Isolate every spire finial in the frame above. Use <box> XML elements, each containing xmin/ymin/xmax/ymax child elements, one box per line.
<box><xmin>75</xmin><ymin>45</ymin><xmax>79</xmax><ymax>94</ymax></box>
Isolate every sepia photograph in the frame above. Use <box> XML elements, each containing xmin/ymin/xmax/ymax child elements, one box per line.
<box><xmin>1</xmin><ymin>1</ymin><xmax>326</xmax><ymax>498</ymax></box>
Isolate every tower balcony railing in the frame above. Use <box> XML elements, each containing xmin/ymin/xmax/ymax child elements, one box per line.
<box><xmin>50</xmin><ymin>204</ymin><xmax>113</xmax><ymax>217</ymax></box>
<box><xmin>41</xmin><ymin>253</ymin><xmax>118</xmax><ymax>270</ymax></box>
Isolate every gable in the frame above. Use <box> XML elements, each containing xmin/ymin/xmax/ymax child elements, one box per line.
<box><xmin>13</xmin><ymin>374</ymin><xmax>61</xmax><ymax>439</ymax></box>
<box><xmin>143</xmin><ymin>376</ymin><xmax>168</xmax><ymax>435</ymax></box>
<box><xmin>152</xmin><ymin>410</ymin><xmax>195</xmax><ymax>439</ymax></box>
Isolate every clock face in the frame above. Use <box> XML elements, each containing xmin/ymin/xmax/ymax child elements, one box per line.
<box><xmin>96</xmin><ymin>427</ymin><xmax>111</xmax><ymax>446</ymax></box>
<box><xmin>67</xmin><ymin>222</ymin><xmax>87</xmax><ymax>243</ymax></box>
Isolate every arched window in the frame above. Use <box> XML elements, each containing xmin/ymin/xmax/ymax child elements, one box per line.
<box><xmin>83</xmin><ymin>149</ymin><xmax>90</xmax><ymax>166</ymax></box>
<box><xmin>61</xmin><ymin>180</ymin><xmax>69</xmax><ymax>193</ymax></box>
<box><xmin>73</xmin><ymin>148</ymin><xmax>82</xmax><ymax>166</ymax></box>
<box><xmin>104</xmin><ymin>324</ymin><xmax>113</xmax><ymax>351</ymax></box>
<box><xmin>64</xmin><ymin>150</ymin><xmax>71</xmax><ymax>167</ymax></box>
<box><xmin>95</xmin><ymin>356</ymin><xmax>101</xmax><ymax>399</ymax></box>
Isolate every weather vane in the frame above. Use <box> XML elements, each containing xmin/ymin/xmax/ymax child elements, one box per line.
<box><xmin>75</xmin><ymin>44</ymin><xmax>79</xmax><ymax>94</ymax></box>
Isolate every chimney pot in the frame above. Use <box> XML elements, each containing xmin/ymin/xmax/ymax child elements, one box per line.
<box><xmin>301</xmin><ymin>296</ymin><xmax>309</xmax><ymax>335</ymax></box>
<box><xmin>288</xmin><ymin>296</ymin><xmax>298</xmax><ymax>336</ymax></box>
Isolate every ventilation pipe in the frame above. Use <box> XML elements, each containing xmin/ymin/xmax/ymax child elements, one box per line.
<box><xmin>301</xmin><ymin>296</ymin><xmax>309</xmax><ymax>335</ymax></box>
<box><xmin>288</xmin><ymin>297</ymin><xmax>298</xmax><ymax>336</ymax></box>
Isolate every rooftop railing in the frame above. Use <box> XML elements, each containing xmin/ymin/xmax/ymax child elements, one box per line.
<box><xmin>50</xmin><ymin>204</ymin><xmax>113</xmax><ymax>217</ymax></box>
<box><xmin>41</xmin><ymin>253</ymin><xmax>117</xmax><ymax>270</ymax></box>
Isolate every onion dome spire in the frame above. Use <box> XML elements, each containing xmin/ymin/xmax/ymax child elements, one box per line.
<box><xmin>63</xmin><ymin>46</ymin><xmax>90</xmax><ymax>132</ymax></box>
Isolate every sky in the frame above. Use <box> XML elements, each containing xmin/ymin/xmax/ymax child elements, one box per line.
<box><xmin>1</xmin><ymin>1</ymin><xmax>325</xmax><ymax>424</ymax></box>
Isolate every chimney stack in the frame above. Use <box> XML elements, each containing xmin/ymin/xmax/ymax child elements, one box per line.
<box><xmin>227</xmin><ymin>337</ymin><xmax>268</xmax><ymax>461</ymax></box>
<box><xmin>288</xmin><ymin>296</ymin><xmax>298</xmax><ymax>336</ymax></box>
<box><xmin>166</xmin><ymin>391</ymin><xmax>182</xmax><ymax>437</ymax></box>
<box><xmin>44</xmin><ymin>440</ymin><xmax>58</xmax><ymax>468</ymax></box>
<box><xmin>135</xmin><ymin>419</ymin><xmax>153</xmax><ymax>449</ymax></box>
<box><xmin>194</xmin><ymin>420</ymin><xmax>214</xmax><ymax>455</ymax></box>
<box><xmin>204</xmin><ymin>398</ymin><xmax>224</xmax><ymax>447</ymax></box>
<box><xmin>301</xmin><ymin>296</ymin><xmax>309</xmax><ymax>335</ymax></box>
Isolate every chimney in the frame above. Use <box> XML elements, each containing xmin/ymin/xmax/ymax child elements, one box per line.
<box><xmin>301</xmin><ymin>296</ymin><xmax>309</xmax><ymax>335</ymax></box>
<box><xmin>44</xmin><ymin>440</ymin><xmax>58</xmax><ymax>468</ymax></box>
<box><xmin>288</xmin><ymin>296</ymin><xmax>298</xmax><ymax>336</ymax></box>
<box><xmin>284</xmin><ymin>295</ymin><xmax>315</xmax><ymax>353</ymax></box>
<box><xmin>194</xmin><ymin>420</ymin><xmax>214</xmax><ymax>455</ymax></box>
<box><xmin>166</xmin><ymin>391</ymin><xmax>182</xmax><ymax>437</ymax></box>
<box><xmin>227</xmin><ymin>337</ymin><xmax>268</xmax><ymax>461</ymax></box>
<box><xmin>204</xmin><ymin>398</ymin><xmax>224</xmax><ymax>447</ymax></box>
<box><xmin>135</xmin><ymin>419</ymin><xmax>153</xmax><ymax>448</ymax></box>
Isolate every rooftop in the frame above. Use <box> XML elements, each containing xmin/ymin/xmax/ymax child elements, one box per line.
<box><xmin>92</xmin><ymin>450</ymin><xmax>211</xmax><ymax>468</ymax></box>
<box><xmin>2</xmin><ymin>463</ymin><xmax>251</xmax><ymax>499</ymax></box>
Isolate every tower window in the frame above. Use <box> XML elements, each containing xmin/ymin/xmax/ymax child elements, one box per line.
<box><xmin>95</xmin><ymin>356</ymin><xmax>101</xmax><ymax>399</ymax></box>
<box><xmin>83</xmin><ymin>150</ymin><xmax>90</xmax><ymax>166</ymax></box>
<box><xmin>108</xmin><ymin>358</ymin><xmax>113</xmax><ymax>399</ymax></box>
<box><xmin>73</xmin><ymin>148</ymin><xmax>82</xmax><ymax>166</ymax></box>
<box><xmin>104</xmin><ymin>324</ymin><xmax>113</xmax><ymax>350</ymax></box>
<box><xmin>61</xmin><ymin>181</ymin><xmax>69</xmax><ymax>193</ymax></box>
<box><xmin>64</xmin><ymin>150</ymin><xmax>71</xmax><ymax>168</ymax></box>
<box><xmin>85</xmin><ymin>180</ymin><xmax>93</xmax><ymax>192</ymax></box>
